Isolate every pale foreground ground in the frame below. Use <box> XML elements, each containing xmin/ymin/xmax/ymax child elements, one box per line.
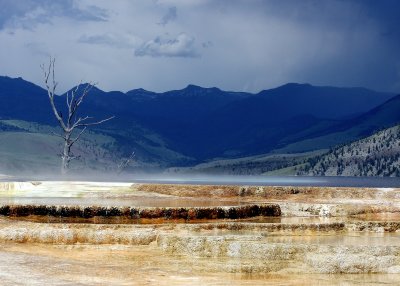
<box><xmin>1</xmin><ymin>242</ymin><xmax>400</xmax><ymax>285</ymax></box>
<box><xmin>1</xmin><ymin>181</ymin><xmax>400</xmax><ymax>285</ymax></box>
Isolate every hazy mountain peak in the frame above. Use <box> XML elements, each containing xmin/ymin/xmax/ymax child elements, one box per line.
<box><xmin>183</xmin><ymin>84</ymin><xmax>221</xmax><ymax>92</ymax></box>
<box><xmin>281</xmin><ymin>82</ymin><xmax>312</xmax><ymax>88</ymax></box>
<box><xmin>257</xmin><ymin>82</ymin><xmax>312</xmax><ymax>94</ymax></box>
<box><xmin>130</xmin><ymin>88</ymin><xmax>149</xmax><ymax>92</ymax></box>
<box><xmin>185</xmin><ymin>84</ymin><xmax>202</xmax><ymax>90</ymax></box>
<box><xmin>124</xmin><ymin>89</ymin><xmax>158</xmax><ymax>101</ymax></box>
<box><xmin>0</xmin><ymin>75</ymin><xmax>24</xmax><ymax>81</ymax></box>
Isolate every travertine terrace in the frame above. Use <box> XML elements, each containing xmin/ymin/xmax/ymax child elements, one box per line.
<box><xmin>1</xmin><ymin>181</ymin><xmax>400</xmax><ymax>285</ymax></box>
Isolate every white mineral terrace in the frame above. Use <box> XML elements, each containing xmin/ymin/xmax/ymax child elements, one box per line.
<box><xmin>1</xmin><ymin>181</ymin><xmax>400</xmax><ymax>285</ymax></box>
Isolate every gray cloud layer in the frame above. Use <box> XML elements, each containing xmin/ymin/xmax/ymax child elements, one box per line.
<box><xmin>158</xmin><ymin>6</ymin><xmax>177</xmax><ymax>26</ymax></box>
<box><xmin>0</xmin><ymin>0</ymin><xmax>399</xmax><ymax>93</ymax></box>
<box><xmin>135</xmin><ymin>33</ymin><xmax>199</xmax><ymax>58</ymax></box>
<box><xmin>0</xmin><ymin>0</ymin><xmax>107</xmax><ymax>30</ymax></box>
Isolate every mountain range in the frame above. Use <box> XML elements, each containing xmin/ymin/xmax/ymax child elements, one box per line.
<box><xmin>0</xmin><ymin>75</ymin><xmax>399</xmax><ymax>174</ymax></box>
<box><xmin>297</xmin><ymin>124</ymin><xmax>400</xmax><ymax>177</ymax></box>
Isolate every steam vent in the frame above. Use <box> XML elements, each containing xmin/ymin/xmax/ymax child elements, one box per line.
<box><xmin>1</xmin><ymin>181</ymin><xmax>400</xmax><ymax>284</ymax></box>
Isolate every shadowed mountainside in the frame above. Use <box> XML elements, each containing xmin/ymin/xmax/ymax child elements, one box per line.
<box><xmin>298</xmin><ymin>124</ymin><xmax>400</xmax><ymax>177</ymax></box>
<box><xmin>0</xmin><ymin>75</ymin><xmax>398</xmax><ymax>173</ymax></box>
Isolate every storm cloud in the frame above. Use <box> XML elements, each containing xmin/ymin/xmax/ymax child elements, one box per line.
<box><xmin>0</xmin><ymin>0</ymin><xmax>399</xmax><ymax>93</ymax></box>
<box><xmin>0</xmin><ymin>0</ymin><xmax>107</xmax><ymax>30</ymax></box>
<box><xmin>158</xmin><ymin>6</ymin><xmax>177</xmax><ymax>26</ymax></box>
<box><xmin>135</xmin><ymin>33</ymin><xmax>199</xmax><ymax>58</ymax></box>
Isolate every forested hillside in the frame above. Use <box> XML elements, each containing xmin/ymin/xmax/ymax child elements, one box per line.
<box><xmin>298</xmin><ymin>125</ymin><xmax>400</xmax><ymax>176</ymax></box>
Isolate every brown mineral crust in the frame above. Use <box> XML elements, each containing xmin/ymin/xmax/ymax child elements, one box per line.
<box><xmin>0</xmin><ymin>204</ymin><xmax>284</xmax><ymax>220</ymax></box>
<box><xmin>82</xmin><ymin>206</ymin><xmax>94</xmax><ymax>218</ymax></box>
<box><xmin>135</xmin><ymin>184</ymin><xmax>241</xmax><ymax>197</ymax></box>
<box><xmin>139</xmin><ymin>208</ymin><xmax>163</xmax><ymax>219</ymax></box>
<box><xmin>348</xmin><ymin>221</ymin><xmax>400</xmax><ymax>232</ymax></box>
<box><xmin>187</xmin><ymin>208</ymin><xmax>197</xmax><ymax>220</ymax></box>
<box><xmin>135</xmin><ymin>184</ymin><xmax>393</xmax><ymax>202</ymax></box>
<box><xmin>129</xmin><ymin>208</ymin><xmax>140</xmax><ymax>219</ymax></box>
<box><xmin>165</xmin><ymin>208</ymin><xmax>186</xmax><ymax>220</ymax></box>
<box><xmin>0</xmin><ymin>205</ymin><xmax>10</xmax><ymax>216</ymax></box>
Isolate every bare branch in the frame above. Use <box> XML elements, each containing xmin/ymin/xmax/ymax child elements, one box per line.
<box><xmin>68</xmin><ymin>81</ymin><xmax>87</xmax><ymax>124</ymax></box>
<box><xmin>50</xmin><ymin>131</ymin><xmax>67</xmax><ymax>141</ymax></box>
<box><xmin>117</xmin><ymin>151</ymin><xmax>135</xmax><ymax>174</ymax></box>
<box><xmin>42</xmin><ymin>57</ymin><xmax>67</xmax><ymax>131</ymax></box>
<box><xmin>70</xmin><ymin>115</ymin><xmax>92</xmax><ymax>129</ymax></box>
<box><xmin>74</xmin><ymin>115</ymin><xmax>115</xmax><ymax>128</ymax></box>
<box><xmin>70</xmin><ymin>127</ymin><xmax>87</xmax><ymax>147</ymax></box>
<box><xmin>41</xmin><ymin>57</ymin><xmax>114</xmax><ymax>174</ymax></box>
<box><xmin>65</xmin><ymin>154</ymin><xmax>80</xmax><ymax>162</ymax></box>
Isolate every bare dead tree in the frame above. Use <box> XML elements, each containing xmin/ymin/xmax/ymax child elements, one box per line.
<box><xmin>41</xmin><ymin>57</ymin><xmax>114</xmax><ymax>174</ymax></box>
<box><xmin>117</xmin><ymin>151</ymin><xmax>135</xmax><ymax>174</ymax></box>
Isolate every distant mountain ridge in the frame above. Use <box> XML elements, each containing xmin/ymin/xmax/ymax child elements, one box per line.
<box><xmin>298</xmin><ymin>124</ymin><xmax>400</xmax><ymax>177</ymax></box>
<box><xmin>0</xmin><ymin>75</ymin><xmax>398</xmax><ymax>172</ymax></box>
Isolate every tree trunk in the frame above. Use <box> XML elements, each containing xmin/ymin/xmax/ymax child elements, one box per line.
<box><xmin>61</xmin><ymin>143</ymin><xmax>69</xmax><ymax>175</ymax></box>
<box><xmin>61</xmin><ymin>132</ymin><xmax>72</xmax><ymax>175</ymax></box>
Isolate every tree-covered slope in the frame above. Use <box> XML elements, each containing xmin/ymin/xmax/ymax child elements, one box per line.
<box><xmin>298</xmin><ymin>125</ymin><xmax>400</xmax><ymax>177</ymax></box>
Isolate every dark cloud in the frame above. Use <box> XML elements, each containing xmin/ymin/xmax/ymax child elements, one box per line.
<box><xmin>135</xmin><ymin>33</ymin><xmax>199</xmax><ymax>58</ymax></box>
<box><xmin>353</xmin><ymin>0</ymin><xmax>400</xmax><ymax>49</ymax></box>
<box><xmin>158</xmin><ymin>6</ymin><xmax>177</xmax><ymax>26</ymax></box>
<box><xmin>0</xmin><ymin>0</ymin><xmax>399</xmax><ymax>93</ymax></box>
<box><xmin>0</xmin><ymin>0</ymin><xmax>107</xmax><ymax>30</ymax></box>
<box><xmin>231</xmin><ymin>0</ymin><xmax>400</xmax><ymax>92</ymax></box>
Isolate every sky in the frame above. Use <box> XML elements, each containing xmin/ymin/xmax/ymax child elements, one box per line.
<box><xmin>0</xmin><ymin>0</ymin><xmax>399</xmax><ymax>93</ymax></box>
